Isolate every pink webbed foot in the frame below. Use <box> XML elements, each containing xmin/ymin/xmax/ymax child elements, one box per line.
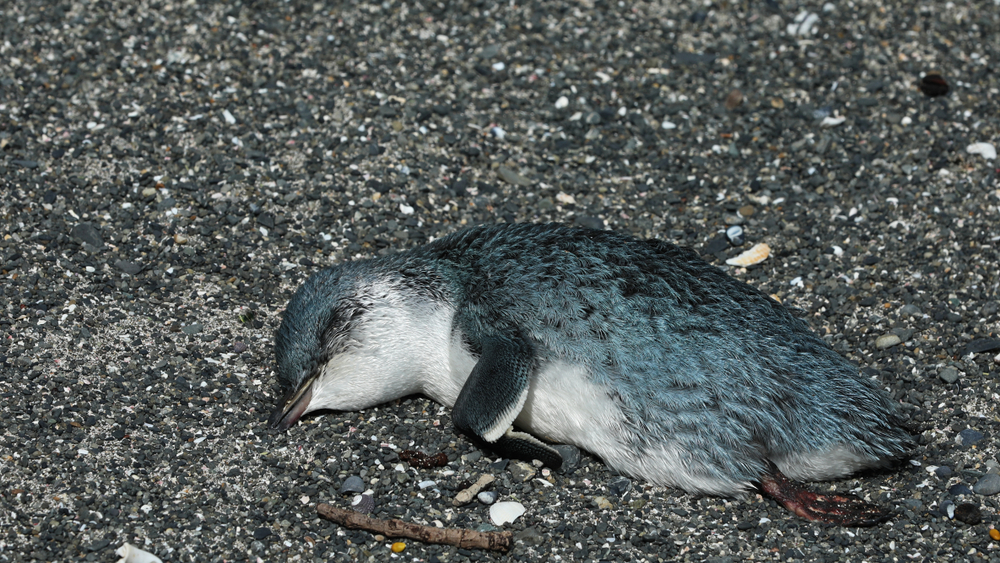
<box><xmin>758</xmin><ymin>467</ymin><xmax>891</xmax><ymax>526</ymax></box>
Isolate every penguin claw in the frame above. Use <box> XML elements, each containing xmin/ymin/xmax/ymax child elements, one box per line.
<box><xmin>759</xmin><ymin>468</ymin><xmax>892</xmax><ymax>527</ymax></box>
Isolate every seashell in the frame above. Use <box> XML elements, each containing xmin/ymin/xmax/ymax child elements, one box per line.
<box><xmin>489</xmin><ymin>501</ymin><xmax>526</xmax><ymax>526</ymax></box>
<box><xmin>477</xmin><ymin>491</ymin><xmax>498</xmax><ymax>505</ymax></box>
<box><xmin>417</xmin><ymin>480</ymin><xmax>437</xmax><ymax>490</ymax></box>
<box><xmin>116</xmin><ymin>543</ymin><xmax>163</xmax><ymax>563</ymax></box>
<box><xmin>725</xmin><ymin>225</ymin><xmax>745</xmax><ymax>246</ymax></box>
<box><xmin>351</xmin><ymin>494</ymin><xmax>375</xmax><ymax>514</ymax></box>
<box><xmin>340</xmin><ymin>475</ymin><xmax>365</xmax><ymax>494</ymax></box>
<box><xmin>725</xmin><ymin>243</ymin><xmax>770</xmax><ymax>267</ymax></box>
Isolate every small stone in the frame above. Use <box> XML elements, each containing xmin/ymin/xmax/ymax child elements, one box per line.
<box><xmin>233</xmin><ymin>342</ymin><xmax>248</xmax><ymax>353</ymax></box>
<box><xmin>585</xmin><ymin>111</ymin><xmax>601</xmax><ymax>125</ymax></box>
<box><xmin>966</xmin><ymin>142</ymin><xmax>997</xmax><ymax>161</ymax></box>
<box><xmin>919</xmin><ymin>73</ymin><xmax>949</xmax><ymax>97</ymax></box>
<box><xmin>939</xmin><ymin>367</ymin><xmax>959</xmax><ymax>384</ymax></box>
<box><xmin>497</xmin><ymin>165</ymin><xmax>532</xmax><ymax>186</ymax></box>
<box><xmin>489</xmin><ymin>459</ymin><xmax>509</xmax><ymax>472</ymax></box>
<box><xmin>181</xmin><ymin>323</ymin><xmax>203</xmax><ymax>335</ymax></box>
<box><xmin>724</xmin><ymin>89</ymin><xmax>743</xmax><ymax>110</ymax></box>
<box><xmin>608</xmin><ymin>476</ymin><xmax>632</xmax><ymax>497</ymax></box>
<box><xmin>509</xmin><ymin>461</ymin><xmax>537</xmax><ymax>482</ymax></box>
<box><xmin>391</xmin><ymin>542</ymin><xmax>405</xmax><ymax>553</ymax></box>
<box><xmin>875</xmin><ymin>334</ymin><xmax>902</xmax><ymax>350</ymax></box>
<box><xmin>704</xmin><ymin>235</ymin><xmax>729</xmax><ymax>255</ymax></box>
<box><xmin>477</xmin><ymin>491</ymin><xmax>498</xmax><ymax>505</ymax></box>
<box><xmin>593</xmin><ymin>496</ymin><xmax>614</xmax><ymax>510</ymax></box>
<box><xmin>553</xmin><ymin>444</ymin><xmax>581</xmax><ymax>473</ymax></box>
<box><xmin>555</xmin><ymin>96</ymin><xmax>569</xmax><ymax>109</ymax></box>
<box><xmin>973</xmin><ymin>474</ymin><xmax>1000</xmax><ymax>496</ymax></box>
<box><xmin>115</xmin><ymin>260</ymin><xmax>142</xmax><ymax>275</ymax></box>
<box><xmin>726</xmin><ymin>225</ymin><xmax>745</xmax><ymax>246</ymax></box>
<box><xmin>900</xmin><ymin>304</ymin><xmax>922</xmax><ymax>317</ymax></box>
<box><xmin>253</xmin><ymin>527</ymin><xmax>271</xmax><ymax>540</ymax></box>
<box><xmin>738</xmin><ymin>205</ymin><xmax>755</xmax><ymax>217</ymax></box>
<box><xmin>964</xmin><ymin>338</ymin><xmax>1000</xmax><ymax>355</ymax></box>
<box><xmin>949</xmin><ymin>484</ymin><xmax>974</xmax><ymax>496</ymax></box>
<box><xmin>173</xmin><ymin>233</ymin><xmax>189</xmax><ymax>245</ymax></box>
<box><xmin>71</xmin><ymin>223</ymin><xmax>104</xmax><ymax>247</ymax></box>
<box><xmin>513</xmin><ymin>527</ymin><xmax>545</xmax><ymax>546</ymax></box>
<box><xmin>959</xmin><ymin>429</ymin><xmax>985</xmax><ymax>447</ymax></box>
<box><xmin>935</xmin><ymin>466</ymin><xmax>954</xmax><ymax>478</ymax></box>
<box><xmin>770</xmin><ymin>97</ymin><xmax>785</xmax><ymax>109</ymax></box>
<box><xmin>954</xmin><ymin>503</ymin><xmax>982</xmax><ymax>525</ymax></box>
<box><xmin>340</xmin><ymin>475</ymin><xmax>365</xmax><ymax>494</ymax></box>
<box><xmin>940</xmin><ymin>499</ymin><xmax>955</xmax><ymax>519</ymax></box>
<box><xmin>991</xmin><ymin>528</ymin><xmax>1000</xmax><ymax>541</ymax></box>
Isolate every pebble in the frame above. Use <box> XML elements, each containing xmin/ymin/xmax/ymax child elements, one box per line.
<box><xmin>959</xmin><ymin>429</ymin><xmax>984</xmax><ymax>447</ymax></box>
<box><xmin>340</xmin><ymin>476</ymin><xmax>365</xmax><ymax>494</ymax></box>
<box><xmin>514</xmin><ymin>527</ymin><xmax>545</xmax><ymax>546</ymax></box>
<box><xmin>553</xmin><ymin>444</ymin><xmax>582</xmax><ymax>473</ymax></box>
<box><xmin>954</xmin><ymin>503</ymin><xmax>982</xmax><ymax>525</ymax></box>
<box><xmin>71</xmin><ymin>223</ymin><xmax>104</xmax><ymax>247</ymax></box>
<box><xmin>786</xmin><ymin>11</ymin><xmax>820</xmax><ymax>36</ymax></box>
<box><xmin>991</xmin><ymin>529</ymin><xmax>1000</xmax><ymax>541</ymax></box>
<box><xmin>724</xmin><ymin>89</ymin><xmax>743</xmax><ymax>110</ymax></box>
<box><xmin>477</xmin><ymin>491</ymin><xmax>498</xmax><ymax>505</ymax></box>
<box><xmin>489</xmin><ymin>459</ymin><xmax>509</xmax><ymax>472</ymax></box>
<box><xmin>726</xmin><ymin>225</ymin><xmax>745</xmax><ymax>246</ymax></box>
<box><xmin>608</xmin><ymin>476</ymin><xmax>632</xmax><ymax>497</ymax></box>
<box><xmin>964</xmin><ymin>338</ymin><xmax>1000</xmax><ymax>355</ymax></box>
<box><xmin>875</xmin><ymin>334</ymin><xmax>902</xmax><ymax>350</ymax></box>
<box><xmin>593</xmin><ymin>496</ymin><xmax>614</xmax><ymax>510</ymax></box>
<box><xmin>555</xmin><ymin>96</ymin><xmax>569</xmax><ymax>109</ymax></box>
<box><xmin>939</xmin><ymin>367</ymin><xmax>959</xmax><ymax>384</ymax></box>
<box><xmin>738</xmin><ymin>205</ymin><xmax>755</xmax><ymax>217</ymax></box>
<box><xmin>949</xmin><ymin>484</ymin><xmax>974</xmax><ymax>496</ymax></box>
<box><xmin>585</xmin><ymin>111</ymin><xmax>601</xmax><ymax>125</ymax></box>
<box><xmin>497</xmin><ymin>165</ymin><xmax>532</xmax><ymax>186</ymax></box>
<box><xmin>661</xmin><ymin>121</ymin><xmax>677</xmax><ymax>130</ymax></box>
<box><xmin>919</xmin><ymin>73</ymin><xmax>950</xmax><ymax>97</ymax></box>
<box><xmin>417</xmin><ymin>480</ymin><xmax>437</xmax><ymax>490</ymax></box>
<box><xmin>966</xmin><ymin>142</ymin><xmax>997</xmax><ymax>160</ymax></box>
<box><xmin>391</xmin><ymin>542</ymin><xmax>405</xmax><ymax>553</ymax></box>
<box><xmin>181</xmin><ymin>323</ymin><xmax>203</xmax><ymax>335</ymax></box>
<box><xmin>489</xmin><ymin>501</ymin><xmax>526</xmax><ymax>526</ymax></box>
<box><xmin>935</xmin><ymin>466</ymin><xmax>954</xmax><ymax>478</ymax></box>
<box><xmin>900</xmin><ymin>304</ymin><xmax>923</xmax><ymax>317</ymax></box>
<box><xmin>509</xmin><ymin>460</ymin><xmax>537</xmax><ymax>482</ymax></box>
<box><xmin>940</xmin><ymin>500</ymin><xmax>955</xmax><ymax>519</ymax></box>
<box><xmin>973</xmin><ymin>474</ymin><xmax>1000</xmax><ymax>496</ymax></box>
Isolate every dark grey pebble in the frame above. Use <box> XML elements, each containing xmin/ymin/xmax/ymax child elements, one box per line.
<box><xmin>514</xmin><ymin>527</ymin><xmax>545</xmax><ymax>546</ymax></box>
<box><xmin>497</xmin><ymin>165</ymin><xmax>531</xmax><ymax>186</ymax></box>
<box><xmin>954</xmin><ymin>503</ymin><xmax>982</xmax><ymax>524</ymax></box>
<box><xmin>181</xmin><ymin>323</ymin><xmax>203</xmax><ymax>335</ymax></box>
<box><xmin>573</xmin><ymin>215</ymin><xmax>606</xmax><ymax>230</ymax></box>
<box><xmin>935</xmin><ymin>466</ymin><xmax>954</xmax><ymax>478</ymax></box>
<box><xmin>252</xmin><ymin>528</ymin><xmax>271</xmax><ymax>540</ymax></box>
<box><xmin>233</xmin><ymin>341</ymin><xmax>248</xmax><ymax>353</ymax></box>
<box><xmin>554</xmin><ymin>444</ymin><xmax>581</xmax><ymax>473</ymax></box>
<box><xmin>973</xmin><ymin>473</ymin><xmax>1000</xmax><ymax>496</ymax></box>
<box><xmin>964</xmin><ymin>338</ymin><xmax>1000</xmax><ymax>355</ymax></box>
<box><xmin>949</xmin><ymin>484</ymin><xmax>974</xmax><ymax>496</ymax></box>
<box><xmin>489</xmin><ymin>459</ymin><xmax>509</xmax><ymax>472</ymax></box>
<box><xmin>71</xmin><ymin>223</ymin><xmax>103</xmax><ymax>247</ymax></box>
<box><xmin>585</xmin><ymin>111</ymin><xmax>601</xmax><ymax>125</ymax></box>
<box><xmin>509</xmin><ymin>461</ymin><xmax>537</xmax><ymax>482</ymax></box>
<box><xmin>958</xmin><ymin>429</ymin><xmax>984</xmax><ymax>446</ymax></box>
<box><xmin>608</xmin><ymin>476</ymin><xmax>632</xmax><ymax>497</ymax></box>
<box><xmin>115</xmin><ymin>260</ymin><xmax>142</xmax><ymax>275</ymax></box>
<box><xmin>703</xmin><ymin>235</ymin><xmax>729</xmax><ymax>255</ymax></box>
<box><xmin>939</xmin><ymin>367</ymin><xmax>959</xmax><ymax>384</ymax></box>
<box><xmin>87</xmin><ymin>539</ymin><xmax>110</xmax><ymax>552</ymax></box>
<box><xmin>900</xmin><ymin>304</ymin><xmax>923</xmax><ymax>317</ymax></box>
<box><xmin>340</xmin><ymin>475</ymin><xmax>365</xmax><ymax>494</ymax></box>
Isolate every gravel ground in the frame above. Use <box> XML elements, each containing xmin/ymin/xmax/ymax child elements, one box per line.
<box><xmin>2</xmin><ymin>0</ymin><xmax>1000</xmax><ymax>561</ymax></box>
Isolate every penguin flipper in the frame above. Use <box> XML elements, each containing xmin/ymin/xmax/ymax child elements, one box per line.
<box><xmin>452</xmin><ymin>334</ymin><xmax>563</xmax><ymax>469</ymax></box>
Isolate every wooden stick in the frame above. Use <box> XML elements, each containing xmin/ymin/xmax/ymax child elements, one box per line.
<box><xmin>317</xmin><ymin>503</ymin><xmax>513</xmax><ymax>552</ymax></box>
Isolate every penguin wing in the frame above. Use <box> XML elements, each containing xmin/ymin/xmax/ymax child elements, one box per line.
<box><xmin>452</xmin><ymin>333</ymin><xmax>562</xmax><ymax>468</ymax></box>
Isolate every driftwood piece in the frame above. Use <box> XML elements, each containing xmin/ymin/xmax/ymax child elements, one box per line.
<box><xmin>317</xmin><ymin>503</ymin><xmax>513</xmax><ymax>552</ymax></box>
<box><xmin>452</xmin><ymin>473</ymin><xmax>495</xmax><ymax>506</ymax></box>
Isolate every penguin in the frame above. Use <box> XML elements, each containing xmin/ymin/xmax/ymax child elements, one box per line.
<box><xmin>268</xmin><ymin>223</ymin><xmax>913</xmax><ymax>525</ymax></box>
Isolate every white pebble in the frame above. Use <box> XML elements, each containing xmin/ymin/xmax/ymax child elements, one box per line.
<box><xmin>489</xmin><ymin>501</ymin><xmax>526</xmax><ymax>526</ymax></box>
<box><xmin>661</xmin><ymin>121</ymin><xmax>677</xmax><ymax>130</ymax></box>
<box><xmin>555</xmin><ymin>96</ymin><xmax>569</xmax><ymax>109</ymax></box>
<box><xmin>222</xmin><ymin>109</ymin><xmax>236</xmax><ymax>124</ymax></box>
<box><xmin>787</xmin><ymin>12</ymin><xmax>820</xmax><ymax>36</ymax></box>
<box><xmin>491</xmin><ymin>62</ymin><xmax>505</xmax><ymax>71</ymax></box>
<box><xmin>399</xmin><ymin>203</ymin><xmax>415</xmax><ymax>215</ymax></box>
<box><xmin>555</xmin><ymin>192</ymin><xmax>576</xmax><ymax>205</ymax></box>
<box><xmin>418</xmin><ymin>480</ymin><xmax>437</xmax><ymax>489</ymax></box>
<box><xmin>821</xmin><ymin>115</ymin><xmax>846</xmax><ymax>127</ymax></box>
<box><xmin>490</xmin><ymin>126</ymin><xmax>506</xmax><ymax>140</ymax></box>
<box><xmin>967</xmin><ymin>142</ymin><xmax>997</xmax><ymax>160</ymax></box>
<box><xmin>901</xmin><ymin>116</ymin><xmax>912</xmax><ymax>126</ymax></box>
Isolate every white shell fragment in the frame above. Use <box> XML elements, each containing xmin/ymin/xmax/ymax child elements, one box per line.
<box><xmin>726</xmin><ymin>243</ymin><xmax>770</xmax><ymax>266</ymax></box>
<box><xmin>821</xmin><ymin>115</ymin><xmax>846</xmax><ymax>127</ymax></box>
<box><xmin>489</xmin><ymin>501</ymin><xmax>526</xmax><ymax>526</ymax></box>
<box><xmin>116</xmin><ymin>543</ymin><xmax>163</xmax><ymax>563</ymax></box>
<box><xmin>967</xmin><ymin>142</ymin><xmax>997</xmax><ymax>160</ymax></box>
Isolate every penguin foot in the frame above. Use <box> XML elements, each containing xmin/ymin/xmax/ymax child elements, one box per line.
<box><xmin>758</xmin><ymin>468</ymin><xmax>891</xmax><ymax>526</ymax></box>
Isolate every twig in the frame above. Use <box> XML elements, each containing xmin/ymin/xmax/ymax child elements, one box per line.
<box><xmin>452</xmin><ymin>474</ymin><xmax>495</xmax><ymax>506</ymax></box>
<box><xmin>317</xmin><ymin>503</ymin><xmax>513</xmax><ymax>552</ymax></box>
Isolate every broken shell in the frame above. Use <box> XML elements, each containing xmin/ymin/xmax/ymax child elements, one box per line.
<box><xmin>351</xmin><ymin>494</ymin><xmax>375</xmax><ymax>514</ymax></box>
<box><xmin>489</xmin><ymin>501</ymin><xmax>526</xmax><ymax>526</ymax></box>
<box><xmin>116</xmin><ymin>543</ymin><xmax>163</xmax><ymax>563</ymax></box>
<box><xmin>725</xmin><ymin>243</ymin><xmax>770</xmax><ymax>266</ymax></box>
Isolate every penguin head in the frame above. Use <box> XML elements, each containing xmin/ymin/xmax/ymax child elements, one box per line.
<box><xmin>269</xmin><ymin>259</ymin><xmax>453</xmax><ymax>431</ymax></box>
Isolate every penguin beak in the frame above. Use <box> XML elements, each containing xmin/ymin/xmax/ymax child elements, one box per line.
<box><xmin>269</xmin><ymin>376</ymin><xmax>315</xmax><ymax>431</ymax></box>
